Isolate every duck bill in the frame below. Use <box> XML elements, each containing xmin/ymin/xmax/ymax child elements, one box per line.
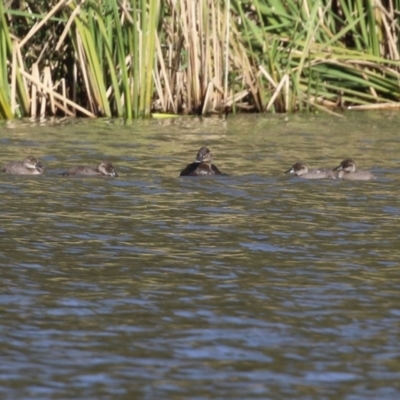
<box><xmin>285</xmin><ymin>167</ymin><xmax>294</xmax><ymax>174</ymax></box>
<box><xmin>333</xmin><ymin>165</ymin><xmax>342</xmax><ymax>171</ymax></box>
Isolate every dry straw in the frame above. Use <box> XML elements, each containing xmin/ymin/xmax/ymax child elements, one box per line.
<box><xmin>0</xmin><ymin>0</ymin><xmax>399</xmax><ymax>119</ymax></box>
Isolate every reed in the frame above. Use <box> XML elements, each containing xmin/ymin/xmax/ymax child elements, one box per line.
<box><xmin>0</xmin><ymin>0</ymin><xmax>399</xmax><ymax>119</ymax></box>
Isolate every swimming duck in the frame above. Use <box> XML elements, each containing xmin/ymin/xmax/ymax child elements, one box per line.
<box><xmin>2</xmin><ymin>156</ymin><xmax>44</xmax><ymax>175</ymax></box>
<box><xmin>334</xmin><ymin>159</ymin><xmax>376</xmax><ymax>181</ymax></box>
<box><xmin>180</xmin><ymin>146</ymin><xmax>222</xmax><ymax>176</ymax></box>
<box><xmin>61</xmin><ymin>162</ymin><xmax>118</xmax><ymax>177</ymax></box>
<box><xmin>285</xmin><ymin>162</ymin><xmax>336</xmax><ymax>179</ymax></box>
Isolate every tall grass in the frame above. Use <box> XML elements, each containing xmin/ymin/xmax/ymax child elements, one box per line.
<box><xmin>0</xmin><ymin>0</ymin><xmax>399</xmax><ymax>119</ymax></box>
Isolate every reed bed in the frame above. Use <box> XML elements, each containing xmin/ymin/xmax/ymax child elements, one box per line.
<box><xmin>0</xmin><ymin>0</ymin><xmax>399</xmax><ymax>119</ymax></box>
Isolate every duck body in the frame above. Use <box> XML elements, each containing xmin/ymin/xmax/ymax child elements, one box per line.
<box><xmin>2</xmin><ymin>156</ymin><xmax>43</xmax><ymax>175</ymax></box>
<box><xmin>285</xmin><ymin>162</ymin><xmax>336</xmax><ymax>179</ymax></box>
<box><xmin>180</xmin><ymin>162</ymin><xmax>222</xmax><ymax>176</ymax></box>
<box><xmin>334</xmin><ymin>159</ymin><xmax>376</xmax><ymax>181</ymax></box>
<box><xmin>62</xmin><ymin>162</ymin><xmax>118</xmax><ymax>177</ymax></box>
<box><xmin>180</xmin><ymin>146</ymin><xmax>222</xmax><ymax>176</ymax></box>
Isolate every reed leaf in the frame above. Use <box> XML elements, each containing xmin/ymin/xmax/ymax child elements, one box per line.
<box><xmin>0</xmin><ymin>0</ymin><xmax>399</xmax><ymax>119</ymax></box>
<box><xmin>72</xmin><ymin>4</ymin><xmax>111</xmax><ymax>116</ymax></box>
<box><xmin>109</xmin><ymin>0</ymin><xmax>132</xmax><ymax>118</ymax></box>
<box><xmin>0</xmin><ymin>0</ymin><xmax>29</xmax><ymax>118</ymax></box>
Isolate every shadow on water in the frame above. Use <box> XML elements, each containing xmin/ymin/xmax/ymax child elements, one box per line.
<box><xmin>1</xmin><ymin>113</ymin><xmax>400</xmax><ymax>399</ymax></box>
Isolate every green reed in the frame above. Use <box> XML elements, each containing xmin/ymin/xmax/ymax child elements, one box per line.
<box><xmin>0</xmin><ymin>0</ymin><xmax>399</xmax><ymax>119</ymax></box>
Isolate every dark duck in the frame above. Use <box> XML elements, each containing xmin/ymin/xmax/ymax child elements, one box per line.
<box><xmin>180</xmin><ymin>146</ymin><xmax>223</xmax><ymax>176</ymax></box>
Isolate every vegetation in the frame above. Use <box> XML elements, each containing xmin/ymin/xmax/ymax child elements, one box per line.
<box><xmin>0</xmin><ymin>0</ymin><xmax>399</xmax><ymax>119</ymax></box>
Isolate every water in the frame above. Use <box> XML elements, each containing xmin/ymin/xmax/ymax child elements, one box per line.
<box><xmin>1</xmin><ymin>113</ymin><xmax>400</xmax><ymax>399</ymax></box>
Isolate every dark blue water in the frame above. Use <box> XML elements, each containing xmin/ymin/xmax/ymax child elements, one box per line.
<box><xmin>1</xmin><ymin>113</ymin><xmax>400</xmax><ymax>399</ymax></box>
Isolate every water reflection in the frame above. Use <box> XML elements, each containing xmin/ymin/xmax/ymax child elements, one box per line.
<box><xmin>1</xmin><ymin>113</ymin><xmax>400</xmax><ymax>398</ymax></box>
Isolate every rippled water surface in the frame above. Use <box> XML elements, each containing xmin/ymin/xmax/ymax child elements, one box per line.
<box><xmin>1</xmin><ymin>113</ymin><xmax>400</xmax><ymax>399</ymax></box>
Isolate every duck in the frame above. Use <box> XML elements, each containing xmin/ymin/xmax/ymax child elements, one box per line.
<box><xmin>285</xmin><ymin>162</ymin><xmax>336</xmax><ymax>179</ymax></box>
<box><xmin>2</xmin><ymin>156</ymin><xmax>44</xmax><ymax>175</ymax></box>
<box><xmin>180</xmin><ymin>146</ymin><xmax>223</xmax><ymax>176</ymax></box>
<box><xmin>61</xmin><ymin>162</ymin><xmax>118</xmax><ymax>177</ymax></box>
<box><xmin>334</xmin><ymin>159</ymin><xmax>376</xmax><ymax>181</ymax></box>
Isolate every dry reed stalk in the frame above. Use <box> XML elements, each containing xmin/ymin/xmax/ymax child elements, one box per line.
<box><xmin>302</xmin><ymin>95</ymin><xmax>345</xmax><ymax>117</ymax></box>
<box><xmin>202</xmin><ymin>1</ymin><xmax>210</xmax><ymax>99</ymax></box>
<box><xmin>11</xmin><ymin>41</ymin><xmax>17</xmax><ymax>115</ymax></box>
<box><xmin>40</xmin><ymin>69</ymin><xmax>48</xmax><ymax>117</ymax></box>
<box><xmin>198</xmin><ymin>0</ymin><xmax>206</xmax><ymax>96</ymax></box>
<box><xmin>60</xmin><ymin>78</ymin><xmax>69</xmax><ymax>115</ymax></box>
<box><xmin>56</xmin><ymin>2</ymin><xmax>82</xmax><ymax>52</ymax></box>
<box><xmin>201</xmin><ymin>80</ymin><xmax>213</xmax><ymax>114</ymax></box>
<box><xmin>31</xmin><ymin>63</ymin><xmax>39</xmax><ymax>118</ymax></box>
<box><xmin>266</xmin><ymin>74</ymin><xmax>289</xmax><ymax>111</ymax></box>
<box><xmin>223</xmin><ymin>0</ymin><xmax>230</xmax><ymax>104</ymax></box>
<box><xmin>44</xmin><ymin>66</ymin><xmax>55</xmax><ymax>115</ymax></box>
<box><xmin>72</xmin><ymin>50</ymin><xmax>78</xmax><ymax>107</ymax></box>
<box><xmin>183</xmin><ymin>0</ymin><xmax>198</xmax><ymax>110</ymax></box>
<box><xmin>192</xmin><ymin>1</ymin><xmax>202</xmax><ymax>108</ymax></box>
<box><xmin>258</xmin><ymin>66</ymin><xmax>278</xmax><ymax>88</ymax></box>
<box><xmin>285</xmin><ymin>74</ymin><xmax>289</xmax><ymax>111</ymax></box>
<box><xmin>152</xmin><ymin>69</ymin><xmax>163</xmax><ymax>110</ymax></box>
<box><xmin>178</xmin><ymin>1</ymin><xmax>192</xmax><ymax>112</ymax></box>
<box><xmin>19</xmin><ymin>68</ymin><xmax>96</xmax><ymax>117</ymax></box>
<box><xmin>18</xmin><ymin>0</ymin><xmax>69</xmax><ymax>49</ymax></box>
<box><xmin>75</xmin><ymin>33</ymin><xmax>95</xmax><ymax>114</ymax></box>
<box><xmin>2</xmin><ymin>0</ymin><xmax>400</xmax><ymax>119</ymax></box>
<box><xmin>211</xmin><ymin>0</ymin><xmax>223</xmax><ymax>111</ymax></box>
<box><xmin>376</xmin><ymin>5</ymin><xmax>399</xmax><ymax>59</ymax></box>
<box><xmin>155</xmin><ymin>33</ymin><xmax>176</xmax><ymax>113</ymax></box>
<box><xmin>52</xmin><ymin>99</ymin><xmax>76</xmax><ymax>116</ymax></box>
<box><xmin>348</xmin><ymin>103</ymin><xmax>400</xmax><ymax>110</ymax></box>
<box><xmin>15</xmin><ymin>42</ymin><xmax>29</xmax><ymax>112</ymax></box>
<box><xmin>119</xmin><ymin>0</ymin><xmax>134</xmax><ymax>25</ymax></box>
<box><xmin>225</xmin><ymin>89</ymin><xmax>249</xmax><ymax>106</ymax></box>
<box><xmin>237</xmin><ymin>42</ymin><xmax>261</xmax><ymax>110</ymax></box>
